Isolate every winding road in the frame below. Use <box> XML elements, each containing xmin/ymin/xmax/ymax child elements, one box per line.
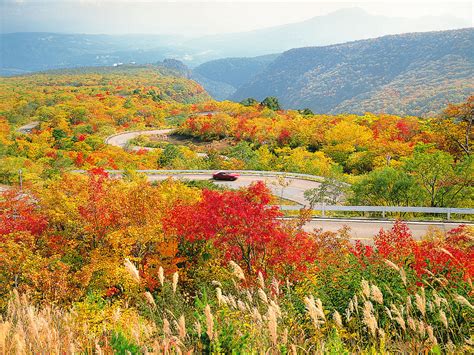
<box><xmin>102</xmin><ymin>126</ymin><xmax>472</xmax><ymax>240</ymax></box>
<box><xmin>17</xmin><ymin>121</ymin><xmax>40</xmax><ymax>134</ymax></box>
<box><xmin>147</xmin><ymin>172</ymin><xmax>321</xmax><ymax>205</ymax></box>
<box><xmin>8</xmin><ymin>120</ymin><xmax>472</xmax><ymax>241</ymax></box>
<box><xmin>105</xmin><ymin>128</ymin><xmax>174</xmax><ymax>150</ymax></box>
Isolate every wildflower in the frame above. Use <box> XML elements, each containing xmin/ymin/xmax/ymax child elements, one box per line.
<box><xmin>178</xmin><ymin>315</ymin><xmax>186</xmax><ymax>339</ymax></box>
<box><xmin>415</xmin><ymin>290</ymin><xmax>426</xmax><ymax>316</ymax></box>
<box><xmin>348</xmin><ymin>300</ymin><xmax>354</xmax><ymax>313</ymax></box>
<box><xmin>361</xmin><ymin>279</ymin><xmax>370</xmax><ymax>299</ymax></box>
<box><xmin>143</xmin><ymin>292</ymin><xmax>156</xmax><ymax>308</ymax></box>
<box><xmin>204</xmin><ymin>305</ymin><xmax>214</xmax><ymax>340</ymax></box>
<box><xmin>229</xmin><ymin>261</ymin><xmax>245</xmax><ymax>281</ymax></box>
<box><xmin>417</xmin><ymin>320</ymin><xmax>425</xmax><ymax>337</ymax></box>
<box><xmin>124</xmin><ymin>258</ymin><xmax>140</xmax><ymax>283</ymax></box>
<box><xmin>363</xmin><ymin>301</ymin><xmax>377</xmax><ymax>337</ymax></box>
<box><xmin>246</xmin><ymin>290</ymin><xmax>253</xmax><ymax>303</ymax></box>
<box><xmin>333</xmin><ymin>311</ymin><xmax>343</xmax><ymax>327</ymax></box>
<box><xmin>158</xmin><ymin>266</ymin><xmax>164</xmax><ymax>287</ymax></box>
<box><xmin>163</xmin><ymin>318</ymin><xmax>171</xmax><ymax>337</ymax></box>
<box><xmin>439</xmin><ymin>310</ymin><xmax>448</xmax><ymax>328</ymax></box>
<box><xmin>258</xmin><ymin>288</ymin><xmax>268</xmax><ymax>304</ymax></box>
<box><xmin>399</xmin><ymin>268</ymin><xmax>407</xmax><ymax>286</ymax></box>
<box><xmin>384</xmin><ymin>259</ymin><xmax>399</xmax><ymax>271</ymax></box>
<box><xmin>268</xmin><ymin>305</ymin><xmax>278</xmax><ymax>346</ymax></box>
<box><xmin>237</xmin><ymin>300</ymin><xmax>247</xmax><ymax>312</ymax></box>
<box><xmin>370</xmin><ymin>285</ymin><xmax>383</xmax><ymax>304</ymax></box>
<box><xmin>172</xmin><ymin>272</ymin><xmax>179</xmax><ymax>294</ymax></box>
<box><xmin>253</xmin><ymin>307</ymin><xmax>263</xmax><ymax>324</ymax></box>
<box><xmin>454</xmin><ymin>294</ymin><xmax>474</xmax><ymax>309</ymax></box>
<box><xmin>216</xmin><ymin>288</ymin><xmax>224</xmax><ymax>305</ymax></box>
<box><xmin>258</xmin><ymin>271</ymin><xmax>265</xmax><ymax>289</ymax></box>
<box><xmin>304</xmin><ymin>295</ymin><xmax>325</xmax><ymax>328</ymax></box>
<box><xmin>407</xmin><ymin>317</ymin><xmax>416</xmax><ymax>331</ymax></box>
<box><xmin>427</xmin><ymin>325</ymin><xmax>437</xmax><ymax>344</ymax></box>
<box><xmin>272</xmin><ymin>278</ymin><xmax>280</xmax><ymax>297</ymax></box>
<box><xmin>194</xmin><ymin>321</ymin><xmax>202</xmax><ymax>337</ymax></box>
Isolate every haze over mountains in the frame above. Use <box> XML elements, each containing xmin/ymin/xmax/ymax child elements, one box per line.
<box><xmin>186</xmin><ymin>7</ymin><xmax>471</xmax><ymax>58</ymax></box>
<box><xmin>230</xmin><ymin>28</ymin><xmax>474</xmax><ymax>117</ymax></box>
<box><xmin>1</xmin><ymin>7</ymin><xmax>472</xmax><ymax>117</ymax></box>
<box><xmin>1</xmin><ymin>8</ymin><xmax>470</xmax><ymax>75</ymax></box>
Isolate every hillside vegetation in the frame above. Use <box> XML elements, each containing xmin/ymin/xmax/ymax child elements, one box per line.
<box><xmin>232</xmin><ymin>28</ymin><xmax>474</xmax><ymax>116</ymax></box>
<box><xmin>0</xmin><ymin>64</ymin><xmax>473</xmax><ymax>354</ymax></box>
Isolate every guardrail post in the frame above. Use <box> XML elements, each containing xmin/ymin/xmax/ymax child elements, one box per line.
<box><xmin>382</xmin><ymin>207</ymin><xmax>385</xmax><ymax>218</ymax></box>
<box><xmin>322</xmin><ymin>203</ymin><xmax>325</xmax><ymax>217</ymax></box>
<box><xmin>447</xmin><ymin>209</ymin><xmax>451</xmax><ymax>220</ymax></box>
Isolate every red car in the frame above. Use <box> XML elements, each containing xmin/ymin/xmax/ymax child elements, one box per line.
<box><xmin>212</xmin><ymin>171</ymin><xmax>239</xmax><ymax>181</ymax></box>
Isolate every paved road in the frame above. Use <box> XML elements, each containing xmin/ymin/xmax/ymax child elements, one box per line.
<box><xmin>148</xmin><ymin>173</ymin><xmax>320</xmax><ymax>205</ymax></box>
<box><xmin>300</xmin><ymin>218</ymin><xmax>469</xmax><ymax>242</ymax></box>
<box><xmin>103</xmin><ymin>126</ymin><xmax>473</xmax><ymax>239</ymax></box>
<box><xmin>105</xmin><ymin>128</ymin><xmax>174</xmax><ymax>149</ymax></box>
<box><xmin>17</xmin><ymin>121</ymin><xmax>40</xmax><ymax>134</ymax></box>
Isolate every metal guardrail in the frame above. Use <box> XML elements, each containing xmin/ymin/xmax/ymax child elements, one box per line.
<box><xmin>71</xmin><ymin>169</ymin><xmax>325</xmax><ymax>182</ymax></box>
<box><xmin>280</xmin><ymin>204</ymin><xmax>474</xmax><ymax>220</ymax></box>
<box><xmin>70</xmin><ymin>169</ymin><xmax>473</xmax><ymax>220</ymax></box>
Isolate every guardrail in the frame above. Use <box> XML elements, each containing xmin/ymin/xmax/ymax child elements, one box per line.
<box><xmin>70</xmin><ymin>169</ymin><xmax>473</xmax><ymax>220</ymax></box>
<box><xmin>279</xmin><ymin>204</ymin><xmax>474</xmax><ymax>220</ymax></box>
<box><xmin>71</xmin><ymin>169</ymin><xmax>325</xmax><ymax>182</ymax></box>
<box><xmin>104</xmin><ymin>128</ymin><xmax>175</xmax><ymax>146</ymax></box>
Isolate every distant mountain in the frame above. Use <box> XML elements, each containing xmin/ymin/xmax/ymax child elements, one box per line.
<box><xmin>231</xmin><ymin>28</ymin><xmax>474</xmax><ymax>116</ymax></box>
<box><xmin>186</xmin><ymin>8</ymin><xmax>471</xmax><ymax>58</ymax></box>
<box><xmin>192</xmin><ymin>54</ymin><xmax>278</xmax><ymax>99</ymax></box>
<box><xmin>1</xmin><ymin>8</ymin><xmax>470</xmax><ymax>76</ymax></box>
<box><xmin>0</xmin><ymin>32</ymin><xmax>189</xmax><ymax>76</ymax></box>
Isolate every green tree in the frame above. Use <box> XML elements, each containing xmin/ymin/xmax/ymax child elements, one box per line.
<box><xmin>350</xmin><ymin>167</ymin><xmax>418</xmax><ymax>206</ymax></box>
<box><xmin>298</xmin><ymin>108</ymin><xmax>314</xmax><ymax>115</ymax></box>
<box><xmin>304</xmin><ymin>176</ymin><xmax>347</xmax><ymax>208</ymax></box>
<box><xmin>226</xmin><ymin>142</ymin><xmax>259</xmax><ymax>169</ymax></box>
<box><xmin>260</xmin><ymin>97</ymin><xmax>281</xmax><ymax>111</ymax></box>
<box><xmin>240</xmin><ymin>98</ymin><xmax>259</xmax><ymax>107</ymax></box>
<box><xmin>158</xmin><ymin>144</ymin><xmax>183</xmax><ymax>167</ymax></box>
<box><xmin>404</xmin><ymin>147</ymin><xmax>472</xmax><ymax>207</ymax></box>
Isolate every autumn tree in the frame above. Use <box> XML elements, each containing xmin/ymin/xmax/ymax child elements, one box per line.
<box><xmin>260</xmin><ymin>97</ymin><xmax>281</xmax><ymax>111</ymax></box>
<box><xmin>165</xmin><ymin>182</ymin><xmax>317</xmax><ymax>277</ymax></box>
<box><xmin>240</xmin><ymin>97</ymin><xmax>259</xmax><ymax>107</ymax></box>
<box><xmin>440</xmin><ymin>95</ymin><xmax>473</xmax><ymax>156</ymax></box>
<box><xmin>350</xmin><ymin>167</ymin><xmax>419</xmax><ymax>206</ymax></box>
<box><xmin>304</xmin><ymin>176</ymin><xmax>347</xmax><ymax>208</ymax></box>
<box><xmin>404</xmin><ymin>146</ymin><xmax>473</xmax><ymax>207</ymax></box>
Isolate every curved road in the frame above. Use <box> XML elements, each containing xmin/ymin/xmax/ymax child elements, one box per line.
<box><xmin>12</xmin><ymin>121</ymin><xmax>470</xmax><ymax>240</ymax></box>
<box><xmin>147</xmin><ymin>172</ymin><xmax>320</xmax><ymax>205</ymax></box>
<box><xmin>102</xmin><ymin>125</ymin><xmax>472</xmax><ymax>239</ymax></box>
<box><xmin>105</xmin><ymin>128</ymin><xmax>174</xmax><ymax>150</ymax></box>
<box><xmin>17</xmin><ymin>121</ymin><xmax>40</xmax><ymax>134</ymax></box>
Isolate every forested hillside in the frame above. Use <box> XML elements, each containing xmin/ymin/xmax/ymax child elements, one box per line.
<box><xmin>1</xmin><ymin>64</ymin><xmax>473</xmax><ymax>353</ymax></box>
<box><xmin>232</xmin><ymin>28</ymin><xmax>474</xmax><ymax>116</ymax></box>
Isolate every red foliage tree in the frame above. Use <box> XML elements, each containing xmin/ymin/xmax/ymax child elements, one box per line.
<box><xmin>354</xmin><ymin>220</ymin><xmax>474</xmax><ymax>282</ymax></box>
<box><xmin>164</xmin><ymin>182</ymin><xmax>317</xmax><ymax>277</ymax></box>
<box><xmin>0</xmin><ymin>190</ymin><xmax>48</xmax><ymax>239</ymax></box>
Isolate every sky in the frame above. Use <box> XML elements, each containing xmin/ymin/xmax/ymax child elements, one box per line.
<box><xmin>1</xmin><ymin>0</ymin><xmax>473</xmax><ymax>36</ymax></box>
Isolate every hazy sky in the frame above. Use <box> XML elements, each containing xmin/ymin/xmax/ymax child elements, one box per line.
<box><xmin>1</xmin><ymin>0</ymin><xmax>472</xmax><ymax>35</ymax></box>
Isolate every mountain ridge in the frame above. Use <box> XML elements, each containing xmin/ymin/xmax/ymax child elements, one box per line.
<box><xmin>230</xmin><ymin>28</ymin><xmax>474</xmax><ymax>116</ymax></box>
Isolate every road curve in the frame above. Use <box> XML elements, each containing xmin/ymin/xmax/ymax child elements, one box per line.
<box><xmin>148</xmin><ymin>172</ymin><xmax>319</xmax><ymax>205</ymax></box>
<box><xmin>105</xmin><ymin>128</ymin><xmax>174</xmax><ymax>149</ymax></box>
<box><xmin>17</xmin><ymin>121</ymin><xmax>40</xmax><ymax>134</ymax></box>
<box><xmin>299</xmin><ymin>218</ymin><xmax>469</xmax><ymax>242</ymax></box>
<box><xmin>103</xmin><ymin>126</ymin><xmax>472</xmax><ymax>239</ymax></box>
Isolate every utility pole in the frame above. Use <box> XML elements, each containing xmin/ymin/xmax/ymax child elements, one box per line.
<box><xmin>19</xmin><ymin>169</ymin><xmax>23</xmax><ymax>190</ymax></box>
